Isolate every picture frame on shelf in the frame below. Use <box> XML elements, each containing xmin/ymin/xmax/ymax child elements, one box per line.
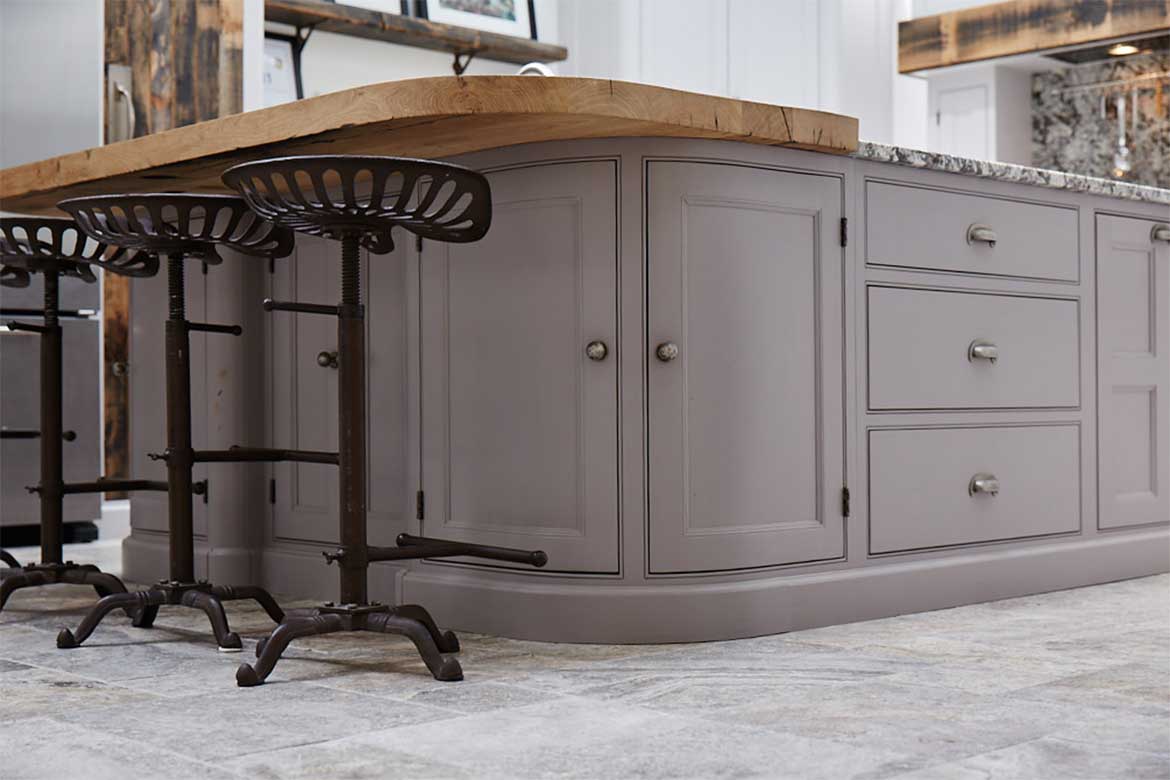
<box><xmin>342</xmin><ymin>1</ymin><xmax>412</xmax><ymax>12</ymax></box>
<box><xmin>417</xmin><ymin>0</ymin><xmax>537</xmax><ymax>40</ymax></box>
<box><xmin>262</xmin><ymin>33</ymin><xmax>302</xmax><ymax>107</ymax></box>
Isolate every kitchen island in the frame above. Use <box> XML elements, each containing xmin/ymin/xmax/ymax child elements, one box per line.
<box><xmin>2</xmin><ymin>76</ymin><xmax>1166</xmax><ymax>643</ymax></box>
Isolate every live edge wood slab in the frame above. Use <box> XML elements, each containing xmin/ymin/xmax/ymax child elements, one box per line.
<box><xmin>0</xmin><ymin>76</ymin><xmax>858</xmax><ymax>215</ymax></box>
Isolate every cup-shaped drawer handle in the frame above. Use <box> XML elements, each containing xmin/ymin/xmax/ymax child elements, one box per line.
<box><xmin>655</xmin><ymin>342</ymin><xmax>680</xmax><ymax>362</ymax></box>
<box><xmin>1152</xmin><ymin>225</ymin><xmax>1170</xmax><ymax>243</ymax></box>
<box><xmin>585</xmin><ymin>340</ymin><xmax>609</xmax><ymax>361</ymax></box>
<box><xmin>968</xmin><ymin>339</ymin><xmax>999</xmax><ymax>364</ymax></box>
<box><xmin>967</xmin><ymin>224</ymin><xmax>997</xmax><ymax>248</ymax></box>
<box><xmin>316</xmin><ymin>350</ymin><xmax>339</xmax><ymax>369</ymax></box>
<box><xmin>969</xmin><ymin>473</ymin><xmax>1000</xmax><ymax>496</ymax></box>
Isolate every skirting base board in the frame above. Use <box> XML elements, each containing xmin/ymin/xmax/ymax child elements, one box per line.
<box><xmin>400</xmin><ymin>529</ymin><xmax>1170</xmax><ymax>643</ymax></box>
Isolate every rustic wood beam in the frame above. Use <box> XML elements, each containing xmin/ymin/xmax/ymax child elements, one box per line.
<box><xmin>265</xmin><ymin>0</ymin><xmax>567</xmax><ymax>65</ymax></box>
<box><xmin>899</xmin><ymin>0</ymin><xmax>1170</xmax><ymax>74</ymax></box>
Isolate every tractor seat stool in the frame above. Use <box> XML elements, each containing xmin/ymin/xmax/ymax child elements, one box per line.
<box><xmin>1</xmin><ymin>217</ymin><xmax>158</xmax><ymax>612</ymax></box>
<box><xmin>222</xmin><ymin>155</ymin><xmax>548</xmax><ymax>687</ymax></box>
<box><xmin>53</xmin><ymin>195</ymin><xmax>294</xmax><ymax>651</ymax></box>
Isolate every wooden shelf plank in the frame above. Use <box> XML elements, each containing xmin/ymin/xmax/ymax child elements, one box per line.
<box><xmin>899</xmin><ymin>0</ymin><xmax>1170</xmax><ymax>73</ymax></box>
<box><xmin>266</xmin><ymin>0</ymin><xmax>567</xmax><ymax>65</ymax></box>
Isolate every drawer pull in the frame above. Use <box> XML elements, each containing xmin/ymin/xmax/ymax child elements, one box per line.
<box><xmin>1152</xmin><ymin>224</ymin><xmax>1170</xmax><ymax>244</ymax></box>
<box><xmin>585</xmin><ymin>340</ymin><xmax>609</xmax><ymax>361</ymax></box>
<box><xmin>655</xmin><ymin>341</ymin><xmax>680</xmax><ymax>363</ymax></box>
<box><xmin>967</xmin><ymin>224</ymin><xmax>998</xmax><ymax>248</ymax></box>
<box><xmin>968</xmin><ymin>339</ymin><xmax>999</xmax><ymax>364</ymax></box>
<box><xmin>968</xmin><ymin>473</ymin><xmax>1000</xmax><ymax>497</ymax></box>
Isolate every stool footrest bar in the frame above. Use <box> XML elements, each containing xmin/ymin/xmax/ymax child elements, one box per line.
<box><xmin>194</xmin><ymin>447</ymin><xmax>339</xmax><ymax>465</ymax></box>
<box><xmin>62</xmin><ymin>479</ymin><xmax>168</xmax><ymax>495</ymax></box>
<box><xmin>263</xmin><ymin>298</ymin><xmax>340</xmax><ymax>316</ymax></box>
<box><xmin>187</xmin><ymin>321</ymin><xmax>242</xmax><ymax>336</ymax></box>
<box><xmin>381</xmin><ymin>534</ymin><xmax>548</xmax><ymax>567</ymax></box>
<box><xmin>5</xmin><ymin>321</ymin><xmax>49</xmax><ymax>334</ymax></box>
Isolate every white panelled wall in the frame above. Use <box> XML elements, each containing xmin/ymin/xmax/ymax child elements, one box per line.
<box><xmin>555</xmin><ymin>0</ymin><xmax>929</xmax><ymax>149</ymax></box>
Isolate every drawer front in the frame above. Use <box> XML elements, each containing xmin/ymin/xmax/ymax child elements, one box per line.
<box><xmin>868</xmin><ymin>286</ymin><xmax>1080</xmax><ymax>410</ymax></box>
<box><xmin>868</xmin><ymin>425</ymin><xmax>1080</xmax><ymax>554</ymax></box>
<box><xmin>866</xmin><ymin>181</ymin><xmax>1079</xmax><ymax>282</ymax></box>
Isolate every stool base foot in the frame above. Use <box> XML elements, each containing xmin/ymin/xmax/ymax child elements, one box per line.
<box><xmin>56</xmin><ymin>579</ymin><xmax>282</xmax><ymax>651</ymax></box>
<box><xmin>237</xmin><ymin>603</ymin><xmax>463</xmax><ymax>687</ymax></box>
<box><xmin>1</xmin><ymin>560</ymin><xmax>133</xmax><ymax>615</ymax></box>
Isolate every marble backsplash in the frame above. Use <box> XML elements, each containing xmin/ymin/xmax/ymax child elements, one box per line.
<box><xmin>1033</xmin><ymin>53</ymin><xmax>1169</xmax><ymax>189</ymax></box>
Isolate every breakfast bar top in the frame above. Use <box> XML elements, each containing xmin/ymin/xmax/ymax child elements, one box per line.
<box><xmin>0</xmin><ymin>75</ymin><xmax>858</xmax><ymax>215</ymax></box>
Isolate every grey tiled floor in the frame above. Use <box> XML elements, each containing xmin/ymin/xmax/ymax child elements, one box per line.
<box><xmin>1</xmin><ymin>554</ymin><xmax>1167</xmax><ymax>779</ymax></box>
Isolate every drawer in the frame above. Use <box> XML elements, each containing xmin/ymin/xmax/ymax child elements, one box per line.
<box><xmin>868</xmin><ymin>425</ymin><xmax>1080</xmax><ymax>554</ymax></box>
<box><xmin>868</xmin><ymin>286</ymin><xmax>1079</xmax><ymax>410</ymax></box>
<box><xmin>866</xmin><ymin>181</ymin><xmax>1079</xmax><ymax>282</ymax></box>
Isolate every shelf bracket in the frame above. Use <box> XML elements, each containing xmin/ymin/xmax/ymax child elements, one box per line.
<box><xmin>452</xmin><ymin>51</ymin><xmax>475</xmax><ymax>76</ymax></box>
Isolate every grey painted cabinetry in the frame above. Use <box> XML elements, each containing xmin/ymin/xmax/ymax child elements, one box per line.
<box><xmin>646</xmin><ymin>161</ymin><xmax>844</xmax><ymax>572</ymax></box>
<box><xmin>123</xmin><ymin>138</ymin><xmax>1168</xmax><ymax>643</ymax></box>
<box><xmin>1096</xmin><ymin>214</ymin><xmax>1170</xmax><ymax>530</ymax></box>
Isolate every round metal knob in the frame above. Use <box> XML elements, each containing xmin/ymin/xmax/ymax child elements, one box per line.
<box><xmin>316</xmin><ymin>350</ymin><xmax>338</xmax><ymax>369</ymax></box>
<box><xmin>585</xmin><ymin>340</ymin><xmax>609</xmax><ymax>361</ymax></box>
<box><xmin>655</xmin><ymin>342</ymin><xmax>680</xmax><ymax>362</ymax></box>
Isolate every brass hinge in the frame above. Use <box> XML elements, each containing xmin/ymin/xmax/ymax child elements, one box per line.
<box><xmin>842</xmin><ymin>486</ymin><xmax>851</xmax><ymax>518</ymax></box>
<box><xmin>416</xmin><ymin>490</ymin><xmax>425</xmax><ymax>520</ymax></box>
<box><xmin>269</xmin><ymin>478</ymin><xmax>276</xmax><ymax>505</ymax></box>
<box><xmin>840</xmin><ymin>217</ymin><xmax>848</xmax><ymax>247</ymax></box>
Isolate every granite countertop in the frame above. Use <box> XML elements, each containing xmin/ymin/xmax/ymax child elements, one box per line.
<box><xmin>856</xmin><ymin>141</ymin><xmax>1170</xmax><ymax>206</ymax></box>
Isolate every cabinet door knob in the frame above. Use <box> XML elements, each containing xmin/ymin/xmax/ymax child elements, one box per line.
<box><xmin>316</xmin><ymin>350</ymin><xmax>339</xmax><ymax>369</ymax></box>
<box><xmin>1152</xmin><ymin>224</ymin><xmax>1170</xmax><ymax>244</ymax></box>
<box><xmin>655</xmin><ymin>341</ymin><xmax>679</xmax><ymax>362</ymax></box>
<box><xmin>969</xmin><ymin>473</ymin><xmax>1000</xmax><ymax>496</ymax></box>
<box><xmin>968</xmin><ymin>339</ymin><xmax>999</xmax><ymax>364</ymax></box>
<box><xmin>111</xmin><ymin>361</ymin><xmax>129</xmax><ymax>377</ymax></box>
<box><xmin>967</xmin><ymin>224</ymin><xmax>997</xmax><ymax>248</ymax></box>
<box><xmin>585</xmin><ymin>340</ymin><xmax>609</xmax><ymax>361</ymax></box>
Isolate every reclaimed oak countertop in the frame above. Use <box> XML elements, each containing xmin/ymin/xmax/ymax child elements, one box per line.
<box><xmin>0</xmin><ymin>76</ymin><xmax>858</xmax><ymax>215</ymax></box>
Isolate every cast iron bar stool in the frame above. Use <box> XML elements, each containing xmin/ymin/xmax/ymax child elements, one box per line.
<box><xmin>1</xmin><ymin>217</ymin><xmax>161</xmax><ymax>609</ymax></box>
<box><xmin>222</xmin><ymin>155</ymin><xmax>548</xmax><ymax>686</ymax></box>
<box><xmin>53</xmin><ymin>195</ymin><xmax>294</xmax><ymax>650</ymax></box>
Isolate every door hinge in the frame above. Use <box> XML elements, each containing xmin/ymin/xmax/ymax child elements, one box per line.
<box><xmin>839</xmin><ymin>217</ymin><xmax>848</xmax><ymax>247</ymax></box>
<box><xmin>416</xmin><ymin>490</ymin><xmax>425</xmax><ymax>520</ymax></box>
<box><xmin>268</xmin><ymin>256</ymin><xmax>276</xmax><ymax>274</ymax></box>
<box><xmin>269</xmin><ymin>478</ymin><xmax>276</xmax><ymax>504</ymax></box>
<box><xmin>842</xmin><ymin>486</ymin><xmax>851</xmax><ymax>518</ymax></box>
<box><xmin>416</xmin><ymin>235</ymin><xmax>423</xmax><ymax>252</ymax></box>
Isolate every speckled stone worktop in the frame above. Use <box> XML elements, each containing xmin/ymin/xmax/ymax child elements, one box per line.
<box><xmin>857</xmin><ymin>141</ymin><xmax>1170</xmax><ymax>206</ymax></box>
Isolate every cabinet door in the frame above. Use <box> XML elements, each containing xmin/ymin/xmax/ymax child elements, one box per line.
<box><xmin>1097</xmin><ymin>215</ymin><xmax>1170</xmax><ymax>529</ymax></box>
<box><xmin>647</xmin><ymin>161</ymin><xmax>845</xmax><ymax>573</ymax></box>
<box><xmin>270</xmin><ymin>236</ymin><xmax>409</xmax><ymax>546</ymax></box>
<box><xmin>420</xmin><ymin>160</ymin><xmax>620</xmax><ymax>573</ymax></box>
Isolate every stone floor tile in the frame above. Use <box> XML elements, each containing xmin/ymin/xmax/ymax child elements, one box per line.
<box><xmin>3</xmin><ymin>717</ymin><xmax>242</xmax><ymax>780</ymax></box>
<box><xmin>53</xmin><ymin>681</ymin><xmax>456</xmax><ymax>761</ymax></box>
<box><xmin>1011</xmin><ymin>662</ymin><xmax>1170</xmax><ymax>718</ymax></box>
<box><xmin>892</xmin><ymin>736</ymin><xmax>1170</xmax><ymax>780</ymax></box>
<box><xmin>0</xmin><ymin>665</ymin><xmax>163</xmax><ymax>721</ymax></box>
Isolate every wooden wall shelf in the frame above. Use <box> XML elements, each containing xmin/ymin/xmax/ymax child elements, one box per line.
<box><xmin>265</xmin><ymin>0</ymin><xmax>568</xmax><ymax>65</ymax></box>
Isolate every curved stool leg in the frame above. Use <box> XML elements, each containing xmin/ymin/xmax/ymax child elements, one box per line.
<box><xmin>0</xmin><ymin>550</ymin><xmax>21</xmax><ymax>568</ymax></box>
<box><xmin>61</xmin><ymin>568</ymin><xmax>137</xmax><ymax>619</ymax></box>
<box><xmin>368</xmin><ymin>612</ymin><xmax>463</xmax><ymax>682</ymax></box>
<box><xmin>236</xmin><ymin>613</ymin><xmax>345</xmax><ymax>687</ymax></box>
<box><xmin>210</xmin><ymin>584</ymin><xmax>285</xmax><ymax>624</ymax></box>
<box><xmin>392</xmin><ymin>604</ymin><xmax>460</xmax><ymax>653</ymax></box>
<box><xmin>132</xmin><ymin>602</ymin><xmax>159</xmax><ymax>629</ymax></box>
<box><xmin>0</xmin><ymin>570</ymin><xmax>50</xmax><ymax>610</ymax></box>
<box><xmin>57</xmin><ymin>590</ymin><xmax>164</xmax><ymax>648</ymax></box>
<box><xmin>180</xmin><ymin>590</ymin><xmax>242</xmax><ymax>652</ymax></box>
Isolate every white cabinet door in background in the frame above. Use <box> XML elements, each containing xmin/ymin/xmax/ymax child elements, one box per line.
<box><xmin>420</xmin><ymin>160</ymin><xmax>620</xmax><ymax>573</ymax></box>
<box><xmin>1097</xmin><ymin>215</ymin><xmax>1170</xmax><ymax>529</ymax></box>
<box><xmin>646</xmin><ymin>161</ymin><xmax>845</xmax><ymax>573</ymax></box>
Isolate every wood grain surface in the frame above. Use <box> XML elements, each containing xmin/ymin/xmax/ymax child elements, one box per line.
<box><xmin>0</xmin><ymin>76</ymin><xmax>858</xmax><ymax>215</ymax></box>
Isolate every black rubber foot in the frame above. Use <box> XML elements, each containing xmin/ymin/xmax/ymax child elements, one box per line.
<box><xmin>436</xmin><ymin>657</ymin><xmax>464</xmax><ymax>682</ymax></box>
<box><xmin>236</xmin><ymin>663</ymin><xmax>261</xmax><ymax>687</ymax></box>
<box><xmin>56</xmin><ymin>629</ymin><xmax>78</xmax><ymax>649</ymax></box>
<box><xmin>219</xmin><ymin>632</ymin><xmax>243</xmax><ymax>652</ymax></box>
